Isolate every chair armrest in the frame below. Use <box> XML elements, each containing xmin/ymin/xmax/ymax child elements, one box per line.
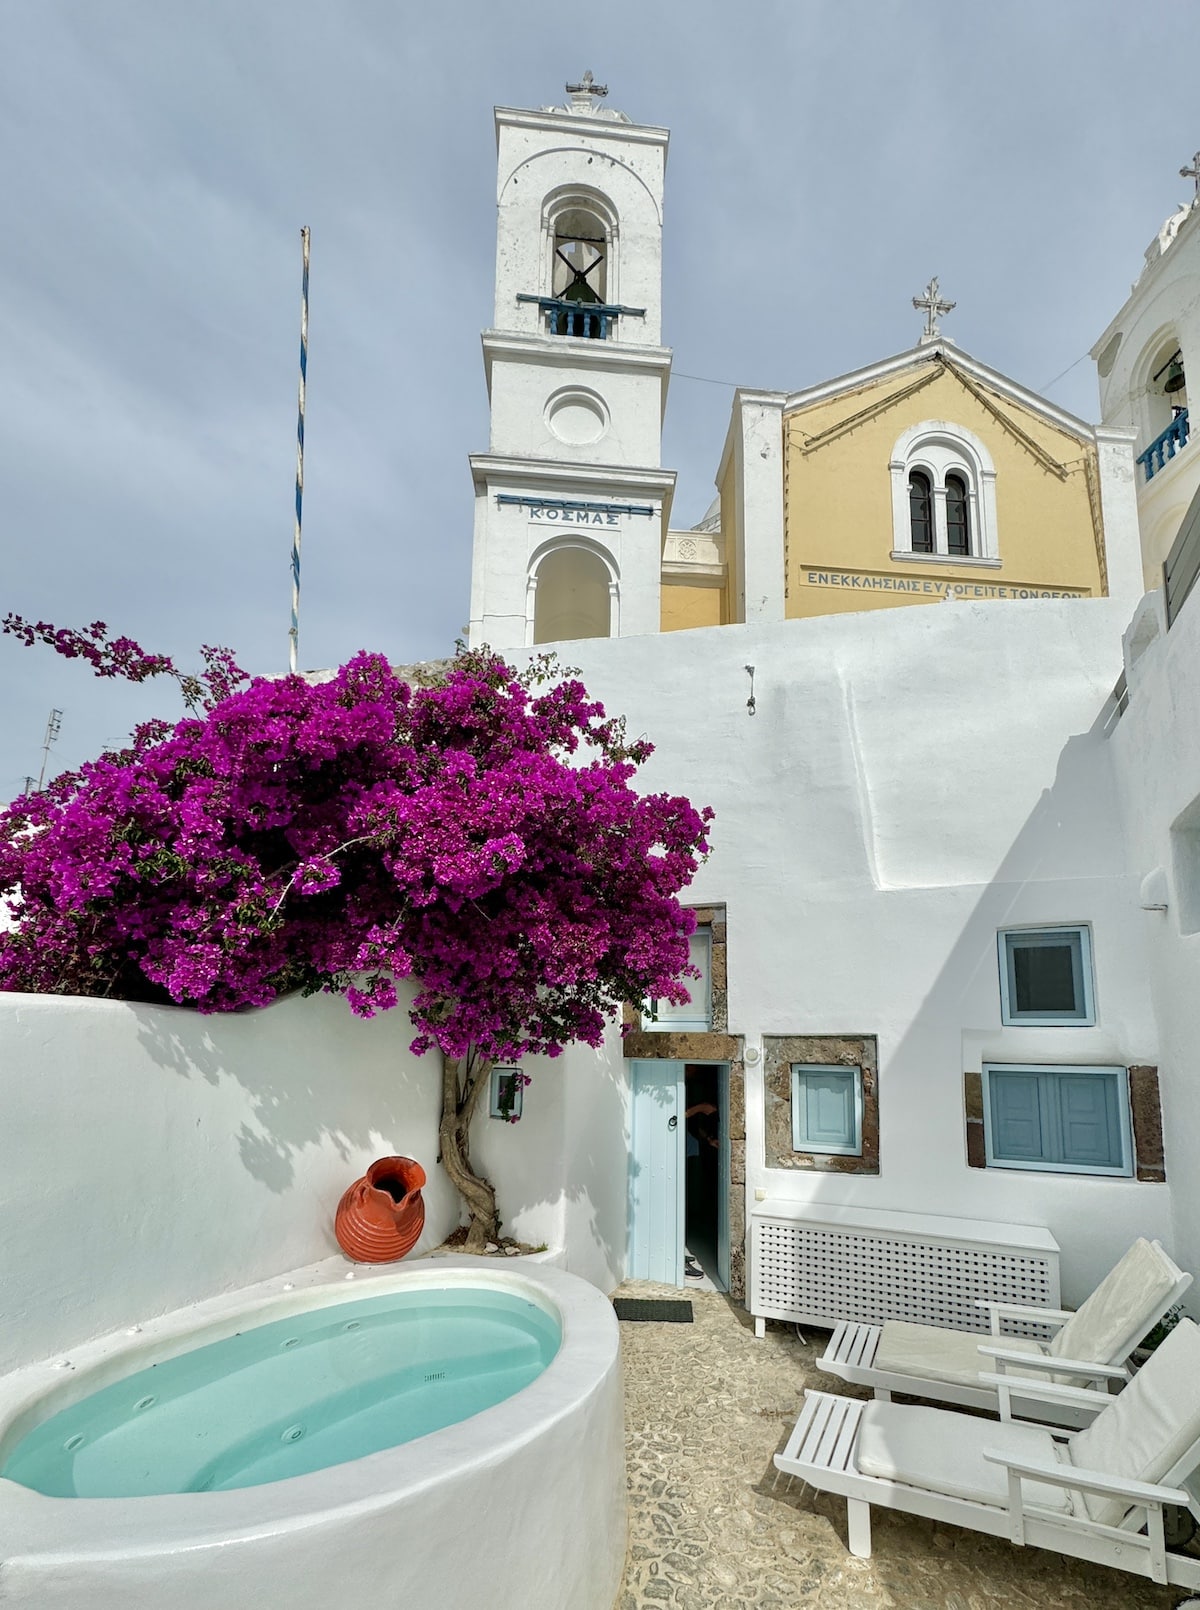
<box><xmin>977</xmin><ymin>1345</ymin><xmax>1128</xmax><ymax>1381</ymax></box>
<box><xmin>977</xmin><ymin>1372</ymin><xmax>1113</xmax><ymax>1412</ymax></box>
<box><xmin>976</xmin><ymin>1300</ymin><xmax>1073</xmax><ymax>1337</ymax></box>
<box><xmin>975</xmin><ymin>1301</ymin><xmax>1074</xmax><ymax>1323</ymax></box>
<box><xmin>981</xmin><ymin>1448</ymin><xmax>1190</xmax><ymax>1508</ymax></box>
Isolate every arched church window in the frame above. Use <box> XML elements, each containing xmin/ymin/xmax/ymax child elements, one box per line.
<box><xmin>908</xmin><ymin>471</ymin><xmax>934</xmax><ymax>553</ymax></box>
<box><xmin>890</xmin><ymin>422</ymin><xmax>997</xmax><ymax>562</ymax></box>
<box><xmin>531</xmin><ymin>545</ymin><xmax>614</xmax><ymax>644</ymax></box>
<box><xmin>946</xmin><ymin>472</ymin><xmax>970</xmax><ymax>556</ymax></box>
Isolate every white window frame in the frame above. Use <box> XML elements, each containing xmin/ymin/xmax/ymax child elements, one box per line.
<box><xmin>489</xmin><ymin>1065</ymin><xmax>524</xmax><ymax>1121</ymax></box>
<box><xmin>998</xmin><ymin>924</ymin><xmax>1096</xmax><ymax>1027</ymax></box>
<box><xmin>790</xmin><ymin>1063</ymin><xmax>864</xmax><ymax>1157</ymax></box>
<box><xmin>643</xmin><ymin>927</ymin><xmax>712</xmax><ymax>1032</ymax></box>
<box><xmin>889</xmin><ymin>420</ymin><xmax>999</xmax><ymax>564</ymax></box>
<box><xmin>981</xmin><ymin>1063</ymin><xmax>1133</xmax><ymax>1177</ymax></box>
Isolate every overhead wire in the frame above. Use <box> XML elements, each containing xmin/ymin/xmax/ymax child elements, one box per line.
<box><xmin>676</xmin><ymin>351</ymin><xmax>1098</xmax><ymax>400</ymax></box>
<box><xmin>1037</xmin><ymin>352</ymin><xmax>1091</xmax><ymax>394</ymax></box>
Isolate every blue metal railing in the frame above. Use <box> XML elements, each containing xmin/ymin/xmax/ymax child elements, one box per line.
<box><xmin>516</xmin><ymin>294</ymin><xmax>645</xmax><ymax>340</ymax></box>
<box><xmin>1136</xmin><ymin>409</ymin><xmax>1190</xmax><ymax>481</ymax></box>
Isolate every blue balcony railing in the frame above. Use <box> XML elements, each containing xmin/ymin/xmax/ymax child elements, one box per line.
<box><xmin>516</xmin><ymin>293</ymin><xmax>645</xmax><ymax>341</ymax></box>
<box><xmin>1137</xmin><ymin>409</ymin><xmax>1190</xmax><ymax>482</ymax></box>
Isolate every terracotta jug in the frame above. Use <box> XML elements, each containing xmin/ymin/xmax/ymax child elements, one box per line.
<box><xmin>334</xmin><ymin>1156</ymin><xmax>427</xmax><ymax>1263</ymax></box>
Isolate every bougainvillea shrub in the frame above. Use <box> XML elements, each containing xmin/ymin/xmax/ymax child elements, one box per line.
<box><xmin>1</xmin><ymin>622</ymin><xmax>712</xmax><ymax>1243</ymax></box>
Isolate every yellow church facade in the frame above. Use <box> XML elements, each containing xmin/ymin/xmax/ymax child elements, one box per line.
<box><xmin>662</xmin><ymin>340</ymin><xmax>1123</xmax><ymax>632</ymax></box>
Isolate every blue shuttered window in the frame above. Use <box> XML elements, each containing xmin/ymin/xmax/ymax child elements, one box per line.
<box><xmin>983</xmin><ymin>1065</ymin><xmax>1131</xmax><ymax>1176</ymax></box>
<box><xmin>791</xmin><ymin>1065</ymin><xmax>863</xmax><ymax>1156</ymax></box>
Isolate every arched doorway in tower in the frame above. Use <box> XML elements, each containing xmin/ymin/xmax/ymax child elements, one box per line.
<box><xmin>531</xmin><ymin>544</ymin><xmax>614</xmax><ymax>643</ymax></box>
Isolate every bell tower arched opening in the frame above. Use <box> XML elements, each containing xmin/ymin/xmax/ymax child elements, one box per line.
<box><xmin>530</xmin><ymin>544</ymin><xmax>616</xmax><ymax>643</ymax></box>
<box><xmin>1142</xmin><ymin>334</ymin><xmax>1188</xmax><ymax>447</ymax></box>
<box><xmin>541</xmin><ymin>190</ymin><xmax>618</xmax><ymax>340</ymax></box>
<box><xmin>553</xmin><ymin>206</ymin><xmax>609</xmax><ymax>308</ymax></box>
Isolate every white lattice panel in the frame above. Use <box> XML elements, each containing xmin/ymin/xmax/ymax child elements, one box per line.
<box><xmin>751</xmin><ymin>1210</ymin><xmax>1059</xmax><ymax>1332</ymax></box>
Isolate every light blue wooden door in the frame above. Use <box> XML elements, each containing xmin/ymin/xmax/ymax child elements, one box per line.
<box><xmin>629</xmin><ymin>1060</ymin><xmax>684</xmax><ymax>1284</ymax></box>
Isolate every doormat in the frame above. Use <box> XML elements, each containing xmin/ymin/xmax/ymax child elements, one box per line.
<box><xmin>612</xmin><ymin>1298</ymin><xmax>694</xmax><ymax>1323</ymax></box>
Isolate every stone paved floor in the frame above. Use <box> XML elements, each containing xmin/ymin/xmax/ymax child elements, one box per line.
<box><xmin>615</xmin><ymin>1280</ymin><xmax>1192</xmax><ymax>1610</ymax></box>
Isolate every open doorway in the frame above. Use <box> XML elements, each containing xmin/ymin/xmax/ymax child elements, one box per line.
<box><xmin>628</xmin><ymin>1060</ymin><xmax>730</xmax><ymax>1289</ymax></box>
<box><xmin>684</xmin><ymin>1063</ymin><xmax>729</xmax><ymax>1292</ymax></box>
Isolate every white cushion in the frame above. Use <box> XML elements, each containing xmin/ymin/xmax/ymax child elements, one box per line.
<box><xmin>875</xmin><ymin>1320</ymin><xmax>1043</xmax><ymax>1389</ymax></box>
<box><xmin>1050</xmin><ymin>1238</ymin><xmax>1178</xmax><ymax>1367</ymax></box>
<box><xmin>1069</xmin><ymin>1317</ymin><xmax>1200</xmax><ymax>1528</ymax></box>
<box><xmin>856</xmin><ymin>1400</ymin><xmax>1073</xmax><ymax>1512</ymax></box>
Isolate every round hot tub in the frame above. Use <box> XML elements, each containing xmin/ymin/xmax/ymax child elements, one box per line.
<box><xmin>0</xmin><ymin>1259</ymin><xmax>625</xmax><ymax>1610</ymax></box>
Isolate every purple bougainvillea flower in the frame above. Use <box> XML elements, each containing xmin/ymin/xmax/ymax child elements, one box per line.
<box><xmin>0</xmin><ymin>644</ymin><xmax>712</xmax><ymax>1064</ymax></box>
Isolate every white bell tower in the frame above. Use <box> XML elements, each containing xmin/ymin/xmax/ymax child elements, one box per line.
<box><xmin>468</xmin><ymin>74</ymin><xmax>675</xmax><ymax>648</ymax></box>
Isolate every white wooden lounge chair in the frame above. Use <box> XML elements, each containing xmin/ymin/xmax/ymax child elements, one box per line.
<box><xmin>777</xmin><ymin>1316</ymin><xmax>1200</xmax><ymax>1593</ymax></box>
<box><xmin>820</xmin><ymin>1237</ymin><xmax>1190</xmax><ymax>1417</ymax></box>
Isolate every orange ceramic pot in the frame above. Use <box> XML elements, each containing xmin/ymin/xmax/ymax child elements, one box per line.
<box><xmin>335</xmin><ymin>1156</ymin><xmax>427</xmax><ymax>1263</ymax></box>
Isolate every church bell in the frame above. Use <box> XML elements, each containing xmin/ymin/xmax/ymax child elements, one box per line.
<box><xmin>1164</xmin><ymin>356</ymin><xmax>1187</xmax><ymax>393</ymax></box>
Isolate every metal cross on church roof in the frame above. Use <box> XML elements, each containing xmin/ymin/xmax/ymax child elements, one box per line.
<box><xmin>566</xmin><ymin>71</ymin><xmax>608</xmax><ymax>109</ymax></box>
<box><xmin>1181</xmin><ymin>151</ymin><xmax>1200</xmax><ymax>198</ymax></box>
<box><xmin>913</xmin><ymin>277</ymin><xmax>955</xmax><ymax>343</ymax></box>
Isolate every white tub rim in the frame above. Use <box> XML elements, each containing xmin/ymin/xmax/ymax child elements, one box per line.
<box><xmin>0</xmin><ymin>1256</ymin><xmax>619</xmax><ymax>1561</ymax></box>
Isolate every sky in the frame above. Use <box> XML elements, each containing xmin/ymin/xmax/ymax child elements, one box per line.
<box><xmin>2</xmin><ymin>0</ymin><xmax>1198</xmax><ymax>793</ymax></box>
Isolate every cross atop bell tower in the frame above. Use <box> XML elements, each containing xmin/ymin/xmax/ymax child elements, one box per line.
<box><xmin>468</xmin><ymin>80</ymin><xmax>676</xmax><ymax>651</ymax></box>
<box><xmin>565</xmin><ymin>70</ymin><xmax>608</xmax><ymax>112</ymax></box>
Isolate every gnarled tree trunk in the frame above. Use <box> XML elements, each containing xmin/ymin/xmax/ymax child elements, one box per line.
<box><xmin>439</xmin><ymin>1047</ymin><xmax>499</xmax><ymax>1250</ymax></box>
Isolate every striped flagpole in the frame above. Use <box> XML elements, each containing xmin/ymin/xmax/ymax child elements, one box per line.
<box><xmin>289</xmin><ymin>226</ymin><xmax>310</xmax><ymax>673</ymax></box>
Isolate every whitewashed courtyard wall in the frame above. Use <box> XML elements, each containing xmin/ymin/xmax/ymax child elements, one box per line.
<box><xmin>2</xmin><ymin>594</ymin><xmax>1185</xmax><ymax>1356</ymax></box>
<box><xmin>0</xmin><ymin>988</ymin><xmax>579</xmax><ymax>1372</ymax></box>
<box><xmin>507</xmin><ymin>596</ymin><xmax>1175</xmax><ymax>1306</ymax></box>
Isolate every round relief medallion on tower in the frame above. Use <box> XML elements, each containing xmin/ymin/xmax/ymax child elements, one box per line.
<box><xmin>545</xmin><ymin>387</ymin><xmax>609</xmax><ymax>446</ymax></box>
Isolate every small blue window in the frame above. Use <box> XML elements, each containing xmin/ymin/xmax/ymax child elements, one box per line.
<box><xmin>791</xmin><ymin>1065</ymin><xmax>862</xmax><ymax>1156</ymax></box>
<box><xmin>982</xmin><ymin>1064</ymin><xmax>1131</xmax><ymax>1176</ymax></box>
<box><xmin>998</xmin><ymin>926</ymin><xmax>1095</xmax><ymax>1026</ymax></box>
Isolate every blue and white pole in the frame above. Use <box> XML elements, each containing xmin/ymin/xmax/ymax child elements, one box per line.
<box><xmin>288</xmin><ymin>226</ymin><xmax>310</xmax><ymax>674</ymax></box>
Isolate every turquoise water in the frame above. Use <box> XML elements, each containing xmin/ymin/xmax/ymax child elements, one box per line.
<box><xmin>0</xmin><ymin>1286</ymin><xmax>560</xmax><ymax>1498</ymax></box>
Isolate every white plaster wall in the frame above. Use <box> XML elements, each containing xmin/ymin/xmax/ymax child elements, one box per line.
<box><xmin>1108</xmin><ymin>585</ymin><xmax>1200</xmax><ymax>1289</ymax></box>
<box><xmin>734</xmin><ymin>392</ymin><xmax>786</xmax><ymax>624</ymax></box>
<box><xmin>506</xmin><ymin>597</ymin><xmax>1175</xmax><ymax>1304</ymax></box>
<box><xmin>0</xmin><ymin>988</ymin><xmax>573</xmax><ymax>1369</ymax></box>
<box><xmin>1095</xmin><ymin>425</ymin><xmax>1150</xmax><ymax>613</ymax></box>
<box><xmin>7</xmin><ymin>597</ymin><xmax>1180</xmax><ymax>1345</ymax></box>
<box><xmin>486</xmin><ymin>351</ymin><xmax>666</xmax><ymax>467</ymax></box>
<box><xmin>555</xmin><ymin>1033</ymin><xmax>632</xmax><ymax>1292</ymax></box>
